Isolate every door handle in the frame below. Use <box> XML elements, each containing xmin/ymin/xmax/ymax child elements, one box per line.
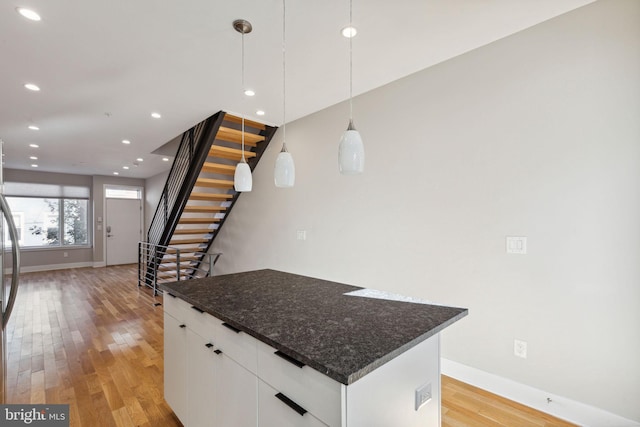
<box><xmin>106</xmin><ymin>225</ymin><xmax>111</xmax><ymax>233</ymax></box>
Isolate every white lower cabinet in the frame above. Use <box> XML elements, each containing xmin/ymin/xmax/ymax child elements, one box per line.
<box><xmin>164</xmin><ymin>295</ymin><xmax>442</xmax><ymax>427</ymax></box>
<box><xmin>258</xmin><ymin>380</ymin><xmax>328</xmax><ymax>427</ymax></box>
<box><xmin>187</xmin><ymin>329</ymin><xmax>216</xmax><ymax>427</ymax></box>
<box><xmin>164</xmin><ymin>311</ymin><xmax>188</xmax><ymax>424</ymax></box>
<box><xmin>215</xmin><ymin>352</ymin><xmax>258</xmax><ymax>426</ymax></box>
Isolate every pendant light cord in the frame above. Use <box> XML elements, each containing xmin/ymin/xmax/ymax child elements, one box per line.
<box><xmin>349</xmin><ymin>0</ymin><xmax>353</xmax><ymax>122</ymax></box>
<box><xmin>241</xmin><ymin>30</ymin><xmax>247</xmax><ymax>162</ymax></box>
<box><xmin>282</xmin><ymin>0</ymin><xmax>287</xmax><ymax>152</ymax></box>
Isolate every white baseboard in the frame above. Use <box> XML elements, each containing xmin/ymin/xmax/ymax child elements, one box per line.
<box><xmin>14</xmin><ymin>261</ymin><xmax>95</xmax><ymax>274</ymax></box>
<box><xmin>441</xmin><ymin>359</ymin><xmax>639</xmax><ymax>427</ymax></box>
<box><xmin>93</xmin><ymin>262</ymin><xmax>106</xmax><ymax>268</ymax></box>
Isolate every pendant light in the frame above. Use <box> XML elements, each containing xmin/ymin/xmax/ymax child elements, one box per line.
<box><xmin>233</xmin><ymin>19</ymin><xmax>253</xmax><ymax>192</ymax></box>
<box><xmin>274</xmin><ymin>0</ymin><xmax>295</xmax><ymax>188</ymax></box>
<box><xmin>338</xmin><ymin>0</ymin><xmax>365</xmax><ymax>175</ymax></box>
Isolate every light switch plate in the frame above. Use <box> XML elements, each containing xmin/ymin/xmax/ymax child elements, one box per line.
<box><xmin>506</xmin><ymin>236</ymin><xmax>527</xmax><ymax>254</ymax></box>
<box><xmin>415</xmin><ymin>382</ymin><xmax>432</xmax><ymax>411</ymax></box>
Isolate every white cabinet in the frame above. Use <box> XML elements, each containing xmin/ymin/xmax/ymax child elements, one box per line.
<box><xmin>164</xmin><ymin>295</ymin><xmax>257</xmax><ymax>427</ymax></box>
<box><xmin>257</xmin><ymin>342</ymin><xmax>341</xmax><ymax>427</ymax></box>
<box><xmin>215</xmin><ymin>352</ymin><xmax>257</xmax><ymax>426</ymax></box>
<box><xmin>258</xmin><ymin>380</ymin><xmax>328</xmax><ymax>427</ymax></box>
<box><xmin>164</xmin><ymin>310</ymin><xmax>188</xmax><ymax>424</ymax></box>
<box><xmin>187</xmin><ymin>329</ymin><xmax>216</xmax><ymax>427</ymax></box>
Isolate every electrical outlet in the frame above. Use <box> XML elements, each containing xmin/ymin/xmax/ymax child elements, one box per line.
<box><xmin>63</xmin><ymin>252</ymin><xmax>69</xmax><ymax>258</ymax></box>
<box><xmin>296</xmin><ymin>230</ymin><xmax>307</xmax><ymax>241</ymax></box>
<box><xmin>415</xmin><ymin>382</ymin><xmax>432</xmax><ymax>411</ymax></box>
<box><xmin>514</xmin><ymin>339</ymin><xmax>527</xmax><ymax>359</ymax></box>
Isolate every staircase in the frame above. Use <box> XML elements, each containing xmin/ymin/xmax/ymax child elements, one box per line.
<box><xmin>139</xmin><ymin>111</ymin><xmax>277</xmax><ymax>292</ymax></box>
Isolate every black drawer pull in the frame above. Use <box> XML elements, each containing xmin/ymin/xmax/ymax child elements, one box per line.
<box><xmin>275</xmin><ymin>393</ymin><xmax>307</xmax><ymax>416</ymax></box>
<box><xmin>191</xmin><ymin>306</ymin><xmax>204</xmax><ymax>313</ymax></box>
<box><xmin>205</xmin><ymin>343</ymin><xmax>214</xmax><ymax>348</ymax></box>
<box><xmin>179</xmin><ymin>324</ymin><xmax>186</xmax><ymax>329</ymax></box>
<box><xmin>167</xmin><ymin>292</ymin><xmax>177</xmax><ymax>298</ymax></box>
<box><xmin>275</xmin><ymin>351</ymin><xmax>305</xmax><ymax>368</ymax></box>
<box><xmin>222</xmin><ymin>323</ymin><xmax>241</xmax><ymax>333</ymax></box>
<box><xmin>214</xmin><ymin>349</ymin><xmax>223</xmax><ymax>355</ymax></box>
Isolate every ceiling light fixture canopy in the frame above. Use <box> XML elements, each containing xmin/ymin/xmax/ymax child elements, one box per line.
<box><xmin>233</xmin><ymin>19</ymin><xmax>253</xmax><ymax>192</ymax></box>
<box><xmin>274</xmin><ymin>0</ymin><xmax>295</xmax><ymax>188</ymax></box>
<box><xmin>338</xmin><ymin>0</ymin><xmax>365</xmax><ymax>175</ymax></box>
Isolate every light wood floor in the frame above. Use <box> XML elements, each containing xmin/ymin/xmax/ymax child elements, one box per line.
<box><xmin>5</xmin><ymin>265</ymin><xmax>576</xmax><ymax>427</ymax></box>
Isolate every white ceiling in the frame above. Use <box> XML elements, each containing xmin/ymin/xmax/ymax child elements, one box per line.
<box><xmin>0</xmin><ymin>0</ymin><xmax>594</xmax><ymax>179</ymax></box>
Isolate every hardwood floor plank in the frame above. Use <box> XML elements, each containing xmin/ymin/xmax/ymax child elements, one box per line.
<box><xmin>6</xmin><ymin>265</ymin><xmax>576</xmax><ymax>427</ymax></box>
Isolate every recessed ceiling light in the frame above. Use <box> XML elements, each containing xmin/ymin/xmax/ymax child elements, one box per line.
<box><xmin>341</xmin><ymin>26</ymin><xmax>357</xmax><ymax>38</ymax></box>
<box><xmin>244</xmin><ymin>89</ymin><xmax>255</xmax><ymax>97</ymax></box>
<box><xmin>24</xmin><ymin>83</ymin><xmax>40</xmax><ymax>91</ymax></box>
<box><xmin>122</xmin><ymin>139</ymin><xmax>131</xmax><ymax>144</ymax></box>
<box><xmin>256</xmin><ymin>110</ymin><xmax>265</xmax><ymax>116</ymax></box>
<box><xmin>28</xmin><ymin>125</ymin><xmax>39</xmax><ymax>131</ymax></box>
<box><xmin>113</xmin><ymin>172</ymin><xmax>119</xmax><ymax>175</ymax></box>
<box><xmin>31</xmin><ymin>164</ymin><xmax>38</xmax><ymax>168</ymax></box>
<box><xmin>16</xmin><ymin>7</ymin><xmax>41</xmax><ymax>21</ymax></box>
<box><xmin>136</xmin><ymin>158</ymin><xmax>144</xmax><ymax>162</ymax></box>
<box><xmin>162</xmin><ymin>157</ymin><xmax>169</xmax><ymax>162</ymax></box>
<box><xmin>30</xmin><ymin>156</ymin><xmax>38</xmax><ymax>160</ymax></box>
<box><xmin>151</xmin><ymin>112</ymin><xmax>161</xmax><ymax>119</ymax></box>
<box><xmin>122</xmin><ymin>166</ymin><xmax>129</xmax><ymax>170</ymax></box>
<box><xmin>29</xmin><ymin>143</ymin><xmax>39</xmax><ymax>148</ymax></box>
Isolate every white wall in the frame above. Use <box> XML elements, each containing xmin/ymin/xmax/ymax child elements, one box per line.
<box><xmin>211</xmin><ymin>1</ymin><xmax>640</xmax><ymax>421</ymax></box>
<box><xmin>145</xmin><ymin>170</ymin><xmax>169</xmax><ymax>237</ymax></box>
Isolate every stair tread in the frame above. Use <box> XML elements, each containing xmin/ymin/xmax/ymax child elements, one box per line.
<box><xmin>224</xmin><ymin>114</ymin><xmax>267</xmax><ymax>131</ymax></box>
<box><xmin>195</xmin><ymin>178</ymin><xmax>234</xmax><ymax>188</ymax></box>
<box><xmin>216</xmin><ymin>126</ymin><xmax>264</xmax><ymax>146</ymax></box>
<box><xmin>184</xmin><ymin>205</ymin><xmax>227</xmax><ymax>213</ymax></box>
<box><xmin>209</xmin><ymin>145</ymin><xmax>257</xmax><ymax>160</ymax></box>
<box><xmin>169</xmin><ymin>238</ymin><xmax>209</xmax><ymax>245</ymax></box>
<box><xmin>201</xmin><ymin>162</ymin><xmax>236</xmax><ymax>175</ymax></box>
<box><xmin>189</xmin><ymin>192</ymin><xmax>233</xmax><ymax>201</ymax></box>
<box><xmin>179</xmin><ymin>217</ymin><xmax>222</xmax><ymax>224</ymax></box>
<box><xmin>172</xmin><ymin>228</ymin><xmax>216</xmax><ymax>235</ymax></box>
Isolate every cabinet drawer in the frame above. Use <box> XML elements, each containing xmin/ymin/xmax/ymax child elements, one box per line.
<box><xmin>163</xmin><ymin>294</ymin><xmax>217</xmax><ymax>340</ymax></box>
<box><xmin>257</xmin><ymin>342</ymin><xmax>342</xmax><ymax>427</ymax></box>
<box><xmin>163</xmin><ymin>293</ymin><xmax>191</xmax><ymax>321</ymax></box>
<box><xmin>184</xmin><ymin>304</ymin><xmax>217</xmax><ymax>340</ymax></box>
<box><xmin>258</xmin><ymin>380</ymin><xmax>328</xmax><ymax>427</ymax></box>
<box><xmin>214</xmin><ymin>319</ymin><xmax>258</xmax><ymax>374</ymax></box>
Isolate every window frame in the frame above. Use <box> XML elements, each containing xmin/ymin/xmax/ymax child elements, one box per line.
<box><xmin>4</xmin><ymin>195</ymin><xmax>91</xmax><ymax>249</ymax></box>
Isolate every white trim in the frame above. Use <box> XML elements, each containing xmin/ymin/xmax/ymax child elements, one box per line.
<box><xmin>12</xmin><ymin>261</ymin><xmax>94</xmax><ymax>274</ymax></box>
<box><xmin>441</xmin><ymin>359</ymin><xmax>640</xmax><ymax>427</ymax></box>
<box><xmin>93</xmin><ymin>261</ymin><xmax>106</xmax><ymax>268</ymax></box>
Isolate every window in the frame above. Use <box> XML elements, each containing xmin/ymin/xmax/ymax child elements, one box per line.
<box><xmin>105</xmin><ymin>187</ymin><xmax>141</xmax><ymax>199</ymax></box>
<box><xmin>5</xmin><ymin>197</ymin><xmax>89</xmax><ymax>248</ymax></box>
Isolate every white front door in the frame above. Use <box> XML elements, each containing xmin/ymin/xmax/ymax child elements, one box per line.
<box><xmin>106</xmin><ymin>198</ymin><xmax>142</xmax><ymax>266</ymax></box>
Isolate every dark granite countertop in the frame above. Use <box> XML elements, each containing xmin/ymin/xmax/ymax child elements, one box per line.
<box><xmin>159</xmin><ymin>269</ymin><xmax>467</xmax><ymax>385</ymax></box>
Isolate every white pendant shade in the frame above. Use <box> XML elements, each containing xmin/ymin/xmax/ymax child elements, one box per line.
<box><xmin>338</xmin><ymin>122</ymin><xmax>364</xmax><ymax>175</ymax></box>
<box><xmin>274</xmin><ymin>149</ymin><xmax>295</xmax><ymax>188</ymax></box>
<box><xmin>234</xmin><ymin>161</ymin><xmax>253</xmax><ymax>192</ymax></box>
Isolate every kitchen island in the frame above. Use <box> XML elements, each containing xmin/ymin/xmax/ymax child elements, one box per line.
<box><xmin>160</xmin><ymin>269</ymin><xmax>467</xmax><ymax>427</ymax></box>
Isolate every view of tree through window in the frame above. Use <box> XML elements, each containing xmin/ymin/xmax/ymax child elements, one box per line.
<box><xmin>6</xmin><ymin>197</ymin><xmax>89</xmax><ymax>247</ymax></box>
